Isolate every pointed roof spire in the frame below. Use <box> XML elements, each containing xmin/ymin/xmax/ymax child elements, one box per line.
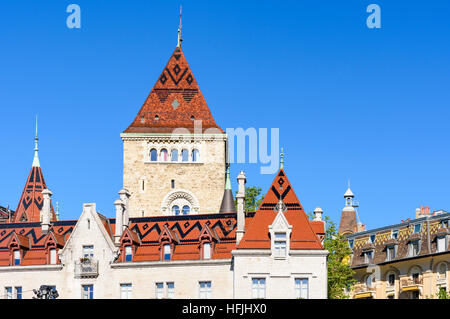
<box><xmin>177</xmin><ymin>5</ymin><xmax>183</xmax><ymax>48</ymax></box>
<box><xmin>123</xmin><ymin>34</ymin><xmax>223</xmax><ymax>134</ymax></box>
<box><xmin>219</xmin><ymin>167</ymin><xmax>236</xmax><ymax>213</ymax></box>
<box><xmin>32</xmin><ymin>116</ymin><xmax>40</xmax><ymax>167</ymax></box>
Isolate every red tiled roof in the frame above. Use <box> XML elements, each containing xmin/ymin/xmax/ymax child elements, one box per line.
<box><xmin>124</xmin><ymin>47</ymin><xmax>223</xmax><ymax>134</ymax></box>
<box><xmin>0</xmin><ymin>222</ymin><xmax>75</xmax><ymax>266</ymax></box>
<box><xmin>117</xmin><ymin>213</ymin><xmax>239</xmax><ymax>262</ymax></box>
<box><xmin>237</xmin><ymin>169</ymin><xmax>324</xmax><ymax>250</ymax></box>
<box><xmin>13</xmin><ymin>166</ymin><xmax>56</xmax><ymax>223</ymax></box>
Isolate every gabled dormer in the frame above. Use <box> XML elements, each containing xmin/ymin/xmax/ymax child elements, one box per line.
<box><xmin>269</xmin><ymin>199</ymin><xmax>292</xmax><ymax>259</ymax></box>
<box><xmin>158</xmin><ymin>225</ymin><xmax>179</xmax><ymax>261</ymax></box>
<box><xmin>8</xmin><ymin>232</ymin><xmax>30</xmax><ymax>266</ymax></box>
<box><xmin>43</xmin><ymin>231</ymin><xmax>65</xmax><ymax>265</ymax></box>
<box><xmin>198</xmin><ymin>224</ymin><xmax>219</xmax><ymax>260</ymax></box>
<box><xmin>119</xmin><ymin>228</ymin><xmax>141</xmax><ymax>262</ymax></box>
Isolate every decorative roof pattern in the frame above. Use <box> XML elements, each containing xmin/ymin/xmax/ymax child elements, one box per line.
<box><xmin>13</xmin><ymin>166</ymin><xmax>56</xmax><ymax>223</ymax></box>
<box><xmin>0</xmin><ymin>222</ymin><xmax>75</xmax><ymax>266</ymax></box>
<box><xmin>124</xmin><ymin>47</ymin><xmax>223</xmax><ymax>134</ymax></box>
<box><xmin>237</xmin><ymin>169</ymin><xmax>324</xmax><ymax>250</ymax></box>
<box><xmin>116</xmin><ymin>213</ymin><xmax>243</xmax><ymax>262</ymax></box>
<box><xmin>348</xmin><ymin>214</ymin><xmax>450</xmax><ymax>268</ymax></box>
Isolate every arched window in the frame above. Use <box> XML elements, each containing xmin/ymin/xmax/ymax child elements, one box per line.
<box><xmin>438</xmin><ymin>263</ymin><xmax>447</xmax><ymax>279</ymax></box>
<box><xmin>181</xmin><ymin>149</ymin><xmax>189</xmax><ymax>162</ymax></box>
<box><xmin>171</xmin><ymin>149</ymin><xmax>178</xmax><ymax>162</ymax></box>
<box><xmin>160</xmin><ymin>149</ymin><xmax>168</xmax><ymax>162</ymax></box>
<box><xmin>192</xmin><ymin>149</ymin><xmax>199</xmax><ymax>162</ymax></box>
<box><xmin>172</xmin><ymin>205</ymin><xmax>180</xmax><ymax>216</ymax></box>
<box><xmin>150</xmin><ymin>149</ymin><xmax>158</xmax><ymax>162</ymax></box>
<box><xmin>365</xmin><ymin>274</ymin><xmax>374</xmax><ymax>288</ymax></box>
<box><xmin>182</xmin><ymin>205</ymin><xmax>190</xmax><ymax>215</ymax></box>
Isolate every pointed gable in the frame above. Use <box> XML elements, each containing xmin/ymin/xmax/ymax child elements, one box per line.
<box><xmin>124</xmin><ymin>47</ymin><xmax>223</xmax><ymax>134</ymax></box>
<box><xmin>237</xmin><ymin>169</ymin><xmax>323</xmax><ymax>250</ymax></box>
<box><xmin>13</xmin><ymin>166</ymin><xmax>56</xmax><ymax>223</ymax></box>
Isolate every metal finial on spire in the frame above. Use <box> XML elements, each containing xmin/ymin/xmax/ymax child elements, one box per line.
<box><xmin>177</xmin><ymin>5</ymin><xmax>183</xmax><ymax>47</ymax></box>
<box><xmin>56</xmin><ymin>201</ymin><xmax>59</xmax><ymax>221</ymax></box>
<box><xmin>280</xmin><ymin>147</ymin><xmax>284</xmax><ymax>169</ymax></box>
<box><xmin>32</xmin><ymin>115</ymin><xmax>40</xmax><ymax>167</ymax></box>
<box><xmin>225</xmin><ymin>167</ymin><xmax>231</xmax><ymax>190</ymax></box>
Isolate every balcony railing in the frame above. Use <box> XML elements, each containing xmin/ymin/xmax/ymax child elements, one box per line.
<box><xmin>74</xmin><ymin>259</ymin><xmax>99</xmax><ymax>278</ymax></box>
<box><xmin>353</xmin><ymin>283</ymin><xmax>376</xmax><ymax>298</ymax></box>
<box><xmin>400</xmin><ymin>277</ymin><xmax>423</xmax><ymax>291</ymax></box>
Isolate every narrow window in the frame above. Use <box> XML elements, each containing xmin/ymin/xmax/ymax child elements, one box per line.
<box><xmin>388</xmin><ymin>273</ymin><xmax>395</xmax><ymax>287</ymax></box>
<box><xmin>181</xmin><ymin>149</ymin><xmax>189</xmax><ymax>162</ymax></box>
<box><xmin>15</xmin><ymin>287</ymin><xmax>22</xmax><ymax>299</ymax></box>
<box><xmin>141</xmin><ymin>180</ymin><xmax>145</xmax><ymax>191</ymax></box>
<box><xmin>155</xmin><ymin>282</ymin><xmax>164</xmax><ymax>299</ymax></box>
<box><xmin>83</xmin><ymin>245</ymin><xmax>94</xmax><ymax>258</ymax></box>
<box><xmin>192</xmin><ymin>149</ymin><xmax>199</xmax><ymax>162</ymax></box>
<box><xmin>203</xmin><ymin>242</ymin><xmax>211</xmax><ymax>259</ymax></box>
<box><xmin>167</xmin><ymin>282</ymin><xmax>174</xmax><ymax>299</ymax></box>
<box><xmin>182</xmin><ymin>205</ymin><xmax>190</xmax><ymax>215</ymax></box>
<box><xmin>348</xmin><ymin>239</ymin><xmax>354</xmax><ymax>249</ymax></box>
<box><xmin>392</xmin><ymin>230</ymin><xmax>399</xmax><ymax>240</ymax></box>
<box><xmin>366</xmin><ymin>274</ymin><xmax>374</xmax><ymax>288</ymax></box>
<box><xmin>171</xmin><ymin>179</ymin><xmax>175</xmax><ymax>189</ymax></box>
<box><xmin>172</xmin><ymin>205</ymin><xmax>180</xmax><ymax>215</ymax></box>
<box><xmin>274</xmin><ymin>233</ymin><xmax>287</xmax><ymax>257</ymax></box>
<box><xmin>50</xmin><ymin>248</ymin><xmax>57</xmax><ymax>264</ymax></box>
<box><xmin>150</xmin><ymin>149</ymin><xmax>158</xmax><ymax>162</ymax></box>
<box><xmin>120</xmin><ymin>283</ymin><xmax>132</xmax><ymax>299</ymax></box>
<box><xmin>163</xmin><ymin>244</ymin><xmax>171</xmax><ymax>260</ymax></box>
<box><xmin>199</xmin><ymin>281</ymin><xmax>212</xmax><ymax>299</ymax></box>
<box><xmin>171</xmin><ymin>149</ymin><xmax>178</xmax><ymax>162</ymax></box>
<box><xmin>410</xmin><ymin>241</ymin><xmax>420</xmax><ymax>256</ymax></box>
<box><xmin>82</xmin><ymin>285</ymin><xmax>94</xmax><ymax>299</ymax></box>
<box><xmin>370</xmin><ymin>234</ymin><xmax>376</xmax><ymax>243</ymax></box>
<box><xmin>438</xmin><ymin>263</ymin><xmax>447</xmax><ymax>279</ymax></box>
<box><xmin>125</xmin><ymin>246</ymin><xmax>132</xmax><ymax>262</ymax></box>
<box><xmin>295</xmin><ymin>278</ymin><xmax>309</xmax><ymax>299</ymax></box>
<box><xmin>364</xmin><ymin>250</ymin><xmax>373</xmax><ymax>263</ymax></box>
<box><xmin>437</xmin><ymin>236</ymin><xmax>446</xmax><ymax>253</ymax></box>
<box><xmin>5</xmin><ymin>287</ymin><xmax>12</xmax><ymax>299</ymax></box>
<box><xmin>13</xmin><ymin>250</ymin><xmax>20</xmax><ymax>265</ymax></box>
<box><xmin>252</xmin><ymin>278</ymin><xmax>266</xmax><ymax>299</ymax></box>
<box><xmin>414</xmin><ymin>224</ymin><xmax>421</xmax><ymax>234</ymax></box>
<box><xmin>160</xmin><ymin>149</ymin><xmax>168</xmax><ymax>162</ymax></box>
<box><xmin>386</xmin><ymin>245</ymin><xmax>396</xmax><ymax>261</ymax></box>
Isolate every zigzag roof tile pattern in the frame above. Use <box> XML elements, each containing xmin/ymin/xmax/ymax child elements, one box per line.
<box><xmin>124</xmin><ymin>47</ymin><xmax>223</xmax><ymax>134</ymax></box>
<box><xmin>117</xmin><ymin>213</ymin><xmax>245</xmax><ymax>261</ymax></box>
<box><xmin>237</xmin><ymin>169</ymin><xmax>325</xmax><ymax>250</ymax></box>
<box><xmin>0</xmin><ymin>222</ymin><xmax>75</xmax><ymax>266</ymax></box>
<box><xmin>13</xmin><ymin>166</ymin><xmax>56</xmax><ymax>223</ymax></box>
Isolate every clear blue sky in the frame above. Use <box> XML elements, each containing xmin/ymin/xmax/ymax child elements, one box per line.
<box><xmin>1</xmin><ymin>1</ymin><xmax>449</xmax><ymax>229</ymax></box>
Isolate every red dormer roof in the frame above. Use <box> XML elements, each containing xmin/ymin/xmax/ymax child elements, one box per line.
<box><xmin>124</xmin><ymin>46</ymin><xmax>223</xmax><ymax>134</ymax></box>
<box><xmin>237</xmin><ymin>169</ymin><xmax>324</xmax><ymax>250</ymax></box>
<box><xmin>13</xmin><ymin>166</ymin><xmax>56</xmax><ymax>223</ymax></box>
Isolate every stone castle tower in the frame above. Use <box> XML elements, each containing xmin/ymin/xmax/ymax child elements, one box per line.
<box><xmin>120</xmin><ymin>39</ymin><xmax>227</xmax><ymax>217</ymax></box>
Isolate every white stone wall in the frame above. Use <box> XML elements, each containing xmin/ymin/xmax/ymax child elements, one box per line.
<box><xmin>232</xmin><ymin>250</ymin><xmax>328</xmax><ymax>299</ymax></box>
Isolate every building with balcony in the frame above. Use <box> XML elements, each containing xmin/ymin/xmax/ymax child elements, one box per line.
<box><xmin>340</xmin><ymin>193</ymin><xmax>450</xmax><ymax>299</ymax></box>
<box><xmin>0</xmin><ymin>29</ymin><xmax>328</xmax><ymax>299</ymax></box>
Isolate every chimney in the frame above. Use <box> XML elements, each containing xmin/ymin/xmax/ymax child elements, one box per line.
<box><xmin>236</xmin><ymin>171</ymin><xmax>246</xmax><ymax>244</ymax></box>
<box><xmin>41</xmin><ymin>189</ymin><xmax>52</xmax><ymax>234</ymax></box>
<box><xmin>114</xmin><ymin>199</ymin><xmax>124</xmax><ymax>245</ymax></box>
<box><xmin>118</xmin><ymin>189</ymin><xmax>131</xmax><ymax>230</ymax></box>
<box><xmin>313</xmin><ymin>207</ymin><xmax>323</xmax><ymax>221</ymax></box>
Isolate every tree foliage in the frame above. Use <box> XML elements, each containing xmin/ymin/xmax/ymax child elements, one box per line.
<box><xmin>318</xmin><ymin>215</ymin><xmax>356</xmax><ymax>299</ymax></box>
<box><xmin>235</xmin><ymin>186</ymin><xmax>265</xmax><ymax>212</ymax></box>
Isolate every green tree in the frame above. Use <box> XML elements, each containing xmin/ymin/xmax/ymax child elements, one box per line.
<box><xmin>235</xmin><ymin>186</ymin><xmax>265</xmax><ymax>212</ymax></box>
<box><xmin>307</xmin><ymin>212</ymin><xmax>356</xmax><ymax>299</ymax></box>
